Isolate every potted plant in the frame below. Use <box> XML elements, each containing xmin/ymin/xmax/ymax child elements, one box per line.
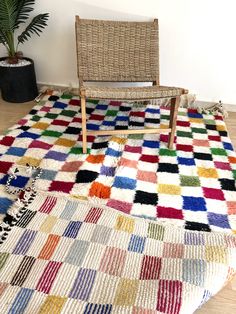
<box><xmin>0</xmin><ymin>0</ymin><xmax>49</xmax><ymax>103</ymax></box>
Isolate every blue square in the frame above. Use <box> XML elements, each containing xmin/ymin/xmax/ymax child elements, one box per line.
<box><xmin>87</xmin><ymin>124</ymin><xmax>100</xmax><ymax>130</ymax></box>
<box><xmin>40</xmin><ymin>169</ymin><xmax>57</xmax><ymax>181</ymax></box>
<box><xmin>0</xmin><ymin>197</ymin><xmax>13</xmax><ymax>214</ymax></box>
<box><xmin>96</xmin><ymin>104</ymin><xmax>108</xmax><ymax>110</ymax></box>
<box><xmin>143</xmin><ymin>140</ymin><xmax>159</xmax><ymax>149</ymax></box>
<box><xmin>177</xmin><ymin>157</ymin><xmax>195</xmax><ymax>166</ymax></box>
<box><xmin>113</xmin><ymin>176</ymin><xmax>136</xmax><ymax>190</ymax></box>
<box><xmin>102</xmin><ymin>121</ymin><xmax>116</xmax><ymax>127</ymax></box>
<box><xmin>128</xmin><ymin>234</ymin><xmax>146</xmax><ymax>253</ymax></box>
<box><xmin>183</xmin><ymin>196</ymin><xmax>207</xmax><ymax>211</ymax></box>
<box><xmin>11</xmin><ymin>175</ymin><xmax>29</xmax><ymax>188</ymax></box>
<box><xmin>53</xmin><ymin>101</ymin><xmax>67</xmax><ymax>109</ymax></box>
<box><xmin>223</xmin><ymin>142</ymin><xmax>233</xmax><ymax>151</ymax></box>
<box><xmin>115</xmin><ymin>116</ymin><xmax>129</xmax><ymax>122</ymax></box>
<box><xmin>188</xmin><ymin>112</ymin><xmax>203</xmax><ymax>118</ymax></box>
<box><xmin>106</xmin><ymin>148</ymin><xmax>122</xmax><ymax>157</ymax></box>
<box><xmin>63</xmin><ymin>221</ymin><xmax>82</xmax><ymax>238</ymax></box>
<box><xmin>17</xmin><ymin>132</ymin><xmax>40</xmax><ymax>139</ymax></box>
<box><xmin>146</xmin><ymin>108</ymin><xmax>160</xmax><ymax>114</ymax></box>
<box><xmin>0</xmin><ymin>175</ymin><xmax>8</xmax><ymax>185</ymax></box>
<box><xmin>6</xmin><ymin>147</ymin><xmax>27</xmax><ymax>157</ymax></box>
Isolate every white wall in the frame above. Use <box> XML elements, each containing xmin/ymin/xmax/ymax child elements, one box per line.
<box><xmin>1</xmin><ymin>0</ymin><xmax>236</xmax><ymax>104</ymax></box>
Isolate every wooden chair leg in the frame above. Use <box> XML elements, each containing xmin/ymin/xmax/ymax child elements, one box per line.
<box><xmin>81</xmin><ymin>96</ymin><xmax>87</xmax><ymax>154</ymax></box>
<box><xmin>168</xmin><ymin>96</ymin><xmax>181</xmax><ymax>149</ymax></box>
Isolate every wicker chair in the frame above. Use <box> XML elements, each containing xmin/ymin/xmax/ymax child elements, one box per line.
<box><xmin>75</xmin><ymin>16</ymin><xmax>187</xmax><ymax>153</ymax></box>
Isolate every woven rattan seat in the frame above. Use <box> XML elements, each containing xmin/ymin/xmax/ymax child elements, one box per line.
<box><xmin>80</xmin><ymin>85</ymin><xmax>185</xmax><ymax>100</ymax></box>
<box><xmin>75</xmin><ymin>16</ymin><xmax>188</xmax><ymax>153</ymax></box>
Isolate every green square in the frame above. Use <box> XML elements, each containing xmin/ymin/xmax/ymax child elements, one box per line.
<box><xmin>31</xmin><ymin>115</ymin><xmax>41</xmax><ymax>122</ymax></box>
<box><xmin>61</xmin><ymin>93</ymin><xmax>73</xmax><ymax>99</ymax></box>
<box><xmin>204</xmin><ymin>119</ymin><xmax>215</xmax><ymax>125</ymax></box>
<box><xmin>148</xmin><ymin>223</ymin><xmax>165</xmax><ymax>241</ymax></box>
<box><xmin>178</xmin><ymin>111</ymin><xmax>186</xmax><ymax>116</ymax></box>
<box><xmin>61</xmin><ymin>110</ymin><xmax>77</xmax><ymax>117</ymax></box>
<box><xmin>88</xmin><ymin>99</ymin><xmax>99</xmax><ymax>104</ymax></box>
<box><xmin>70</xmin><ymin>147</ymin><xmax>91</xmax><ymax>155</ymax></box>
<box><xmin>191</xmin><ymin>127</ymin><xmax>207</xmax><ymax>134</ymax></box>
<box><xmin>160</xmin><ymin>114</ymin><xmax>169</xmax><ymax>120</ymax></box>
<box><xmin>42</xmin><ymin>130</ymin><xmax>62</xmax><ymax>137</ymax></box>
<box><xmin>211</xmin><ymin>148</ymin><xmax>227</xmax><ymax>156</ymax></box>
<box><xmin>232</xmin><ymin>170</ymin><xmax>236</xmax><ymax>180</ymax></box>
<box><xmin>177</xmin><ymin>131</ymin><xmax>193</xmax><ymax>138</ymax></box>
<box><xmin>106</xmin><ymin>110</ymin><xmax>118</xmax><ymax>117</ymax></box>
<box><xmin>159</xmin><ymin>148</ymin><xmax>176</xmax><ymax>156</ymax></box>
<box><xmin>180</xmin><ymin>175</ymin><xmax>200</xmax><ymax>186</ymax></box>
<box><xmin>128</xmin><ymin>134</ymin><xmax>144</xmax><ymax>140</ymax></box>
<box><xmin>45</xmin><ymin>113</ymin><xmax>58</xmax><ymax>119</ymax></box>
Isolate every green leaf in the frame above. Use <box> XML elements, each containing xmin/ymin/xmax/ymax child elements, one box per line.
<box><xmin>14</xmin><ymin>0</ymin><xmax>35</xmax><ymax>29</ymax></box>
<box><xmin>17</xmin><ymin>13</ymin><xmax>49</xmax><ymax>44</ymax></box>
<box><xmin>0</xmin><ymin>0</ymin><xmax>18</xmax><ymax>32</ymax></box>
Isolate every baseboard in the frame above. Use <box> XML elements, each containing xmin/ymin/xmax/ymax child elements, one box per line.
<box><xmin>37</xmin><ymin>82</ymin><xmax>236</xmax><ymax>112</ymax></box>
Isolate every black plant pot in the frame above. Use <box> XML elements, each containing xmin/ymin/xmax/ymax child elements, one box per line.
<box><xmin>0</xmin><ymin>57</ymin><xmax>38</xmax><ymax>103</ymax></box>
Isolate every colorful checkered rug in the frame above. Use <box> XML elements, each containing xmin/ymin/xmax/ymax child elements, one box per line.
<box><xmin>0</xmin><ymin>94</ymin><xmax>235</xmax><ymax>233</ymax></box>
<box><xmin>0</xmin><ymin>191</ymin><xmax>235</xmax><ymax>313</ymax></box>
<box><xmin>0</xmin><ymin>93</ymin><xmax>236</xmax><ymax>313</ymax></box>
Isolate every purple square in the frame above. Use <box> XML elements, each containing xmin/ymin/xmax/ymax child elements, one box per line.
<box><xmin>207</xmin><ymin>212</ymin><xmax>230</xmax><ymax>229</ymax></box>
<box><xmin>100</xmin><ymin>166</ymin><xmax>116</xmax><ymax>176</ymax></box>
<box><xmin>45</xmin><ymin>150</ymin><xmax>67</xmax><ymax>161</ymax></box>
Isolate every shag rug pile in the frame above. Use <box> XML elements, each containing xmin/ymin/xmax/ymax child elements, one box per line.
<box><xmin>0</xmin><ymin>92</ymin><xmax>236</xmax><ymax>313</ymax></box>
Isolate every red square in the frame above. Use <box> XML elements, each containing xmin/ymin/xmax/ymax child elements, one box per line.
<box><xmin>140</xmin><ymin>154</ymin><xmax>159</xmax><ymax>163</ymax></box>
<box><xmin>72</xmin><ymin>117</ymin><xmax>82</xmax><ymax>123</ymax></box>
<box><xmin>49</xmin><ymin>181</ymin><xmax>74</xmax><ymax>193</ymax></box>
<box><xmin>157</xmin><ymin>280</ymin><xmax>182</xmax><ymax>314</ymax></box>
<box><xmin>140</xmin><ymin>256</ymin><xmax>162</xmax><ymax>280</ymax></box>
<box><xmin>157</xmin><ymin>206</ymin><xmax>183</xmax><ymax>220</ymax></box>
<box><xmin>89</xmin><ymin>114</ymin><xmax>104</xmax><ymax>121</ymax></box>
<box><xmin>131</xmin><ymin>111</ymin><xmax>145</xmax><ymax>118</ymax></box>
<box><xmin>0</xmin><ymin>161</ymin><xmax>13</xmax><ymax>174</ymax></box>
<box><xmin>29</xmin><ymin>140</ymin><xmax>52</xmax><ymax>150</ymax></box>
<box><xmin>124</xmin><ymin>145</ymin><xmax>142</xmax><ymax>154</ymax></box>
<box><xmin>208</xmin><ymin>135</ymin><xmax>221</xmax><ymax>142</ymax></box>
<box><xmin>69</xmin><ymin>99</ymin><xmax>80</xmax><ymax>106</ymax></box>
<box><xmin>176</xmin><ymin>144</ymin><xmax>193</xmax><ymax>152</ymax></box>
<box><xmin>177</xmin><ymin>121</ymin><xmax>190</xmax><ymax>127</ymax></box>
<box><xmin>203</xmin><ymin>187</ymin><xmax>225</xmax><ymax>200</ymax></box>
<box><xmin>51</xmin><ymin>119</ymin><xmax>70</xmax><ymax>126</ymax></box>
<box><xmin>84</xmin><ymin>207</ymin><xmax>103</xmax><ymax>223</ymax></box>
<box><xmin>0</xmin><ymin>136</ymin><xmax>15</xmax><ymax>147</ymax></box>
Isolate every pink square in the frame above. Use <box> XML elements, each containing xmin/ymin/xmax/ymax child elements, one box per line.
<box><xmin>107</xmin><ymin>199</ymin><xmax>132</xmax><ymax>214</ymax></box>
<box><xmin>29</xmin><ymin>140</ymin><xmax>52</xmax><ymax>150</ymax></box>
<box><xmin>214</xmin><ymin>161</ymin><xmax>231</xmax><ymax>171</ymax></box>
<box><xmin>227</xmin><ymin>201</ymin><xmax>236</xmax><ymax>215</ymax></box>
<box><xmin>203</xmin><ymin>187</ymin><xmax>225</xmax><ymax>200</ymax></box>
<box><xmin>119</xmin><ymin>158</ymin><xmax>138</xmax><ymax>169</ymax></box>
<box><xmin>163</xmin><ymin>243</ymin><xmax>184</xmax><ymax>258</ymax></box>
<box><xmin>137</xmin><ymin>170</ymin><xmax>157</xmax><ymax>183</ymax></box>
<box><xmin>41</xmin><ymin>106</ymin><xmax>51</xmax><ymax>112</ymax></box>
<box><xmin>193</xmin><ymin>139</ymin><xmax>209</xmax><ymax>147</ymax></box>
<box><xmin>99</xmin><ymin>247</ymin><xmax>126</xmax><ymax>276</ymax></box>
<box><xmin>61</xmin><ymin>161</ymin><xmax>83</xmax><ymax>172</ymax></box>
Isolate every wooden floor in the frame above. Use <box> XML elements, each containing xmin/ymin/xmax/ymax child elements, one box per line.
<box><xmin>0</xmin><ymin>97</ymin><xmax>236</xmax><ymax>313</ymax></box>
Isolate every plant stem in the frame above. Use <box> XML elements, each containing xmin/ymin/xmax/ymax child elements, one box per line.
<box><xmin>6</xmin><ymin>31</ymin><xmax>16</xmax><ymax>57</ymax></box>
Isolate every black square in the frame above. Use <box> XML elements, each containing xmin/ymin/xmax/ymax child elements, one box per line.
<box><xmin>115</xmin><ymin>125</ymin><xmax>128</xmax><ymax>130</ymax></box>
<box><xmin>17</xmin><ymin>126</ymin><xmax>31</xmax><ymax>131</ymax></box>
<box><xmin>48</xmin><ymin>95</ymin><xmax>60</xmax><ymax>101</ymax></box>
<box><xmin>86</xmin><ymin>108</ymin><xmax>94</xmax><ymax>115</ymax></box>
<box><xmin>134</xmin><ymin>190</ymin><xmax>158</xmax><ymax>205</ymax></box>
<box><xmin>145</xmin><ymin>118</ymin><xmax>160</xmax><ymax>124</ymax></box>
<box><xmin>185</xmin><ymin>221</ymin><xmax>211</xmax><ymax>232</ymax></box>
<box><xmin>120</xmin><ymin>106</ymin><xmax>131</xmax><ymax>112</ymax></box>
<box><xmin>129</xmin><ymin>121</ymin><xmax>144</xmax><ymax>127</ymax></box>
<box><xmin>219</xmin><ymin>179</ymin><xmax>236</xmax><ymax>191</ymax></box>
<box><xmin>65</xmin><ymin>127</ymin><xmax>81</xmax><ymax>135</ymax></box>
<box><xmin>76</xmin><ymin>170</ymin><xmax>98</xmax><ymax>183</ymax></box>
<box><xmin>158</xmin><ymin>163</ymin><xmax>179</xmax><ymax>173</ymax></box>
<box><xmin>92</xmin><ymin>141</ymin><xmax>108</xmax><ymax>149</ymax></box>
<box><xmin>29</xmin><ymin>109</ymin><xmax>37</xmax><ymax>115</ymax></box>
<box><xmin>16</xmin><ymin>210</ymin><xmax>37</xmax><ymax>228</ymax></box>
<box><xmin>193</xmin><ymin>152</ymin><xmax>212</xmax><ymax>161</ymax></box>
<box><xmin>219</xmin><ymin>131</ymin><xmax>228</xmax><ymax>137</ymax></box>
<box><xmin>205</xmin><ymin>124</ymin><xmax>217</xmax><ymax>131</ymax></box>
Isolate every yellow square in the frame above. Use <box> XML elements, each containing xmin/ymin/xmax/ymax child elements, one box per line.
<box><xmin>111</xmin><ymin>137</ymin><xmax>127</xmax><ymax>145</ymax></box>
<box><xmin>205</xmin><ymin>246</ymin><xmax>228</xmax><ymax>264</ymax></box>
<box><xmin>32</xmin><ymin>122</ymin><xmax>49</xmax><ymax>130</ymax></box>
<box><xmin>158</xmin><ymin>184</ymin><xmax>181</xmax><ymax>195</ymax></box>
<box><xmin>115</xmin><ymin>215</ymin><xmax>135</xmax><ymax>233</ymax></box>
<box><xmin>39</xmin><ymin>295</ymin><xmax>66</xmax><ymax>314</ymax></box>
<box><xmin>189</xmin><ymin>118</ymin><xmax>203</xmax><ymax>124</ymax></box>
<box><xmin>55</xmin><ymin>138</ymin><xmax>76</xmax><ymax>147</ymax></box>
<box><xmin>216</xmin><ymin>125</ymin><xmax>226</xmax><ymax>131</ymax></box>
<box><xmin>114</xmin><ymin>279</ymin><xmax>139</xmax><ymax>306</ymax></box>
<box><xmin>40</xmin><ymin>216</ymin><xmax>58</xmax><ymax>233</ymax></box>
<box><xmin>17</xmin><ymin>156</ymin><xmax>41</xmax><ymax>167</ymax></box>
<box><xmin>197</xmin><ymin>167</ymin><xmax>218</xmax><ymax>178</ymax></box>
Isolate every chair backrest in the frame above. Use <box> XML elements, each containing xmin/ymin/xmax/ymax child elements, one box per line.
<box><xmin>75</xmin><ymin>16</ymin><xmax>159</xmax><ymax>86</ymax></box>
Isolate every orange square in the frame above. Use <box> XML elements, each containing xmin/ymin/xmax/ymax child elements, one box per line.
<box><xmin>87</xmin><ymin>154</ymin><xmax>105</xmax><ymax>164</ymax></box>
<box><xmin>89</xmin><ymin>182</ymin><xmax>111</xmax><ymax>199</ymax></box>
<box><xmin>228</xmin><ymin>156</ymin><xmax>236</xmax><ymax>164</ymax></box>
<box><xmin>137</xmin><ymin>170</ymin><xmax>157</xmax><ymax>183</ymax></box>
<box><xmin>55</xmin><ymin>138</ymin><xmax>76</xmax><ymax>147</ymax></box>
